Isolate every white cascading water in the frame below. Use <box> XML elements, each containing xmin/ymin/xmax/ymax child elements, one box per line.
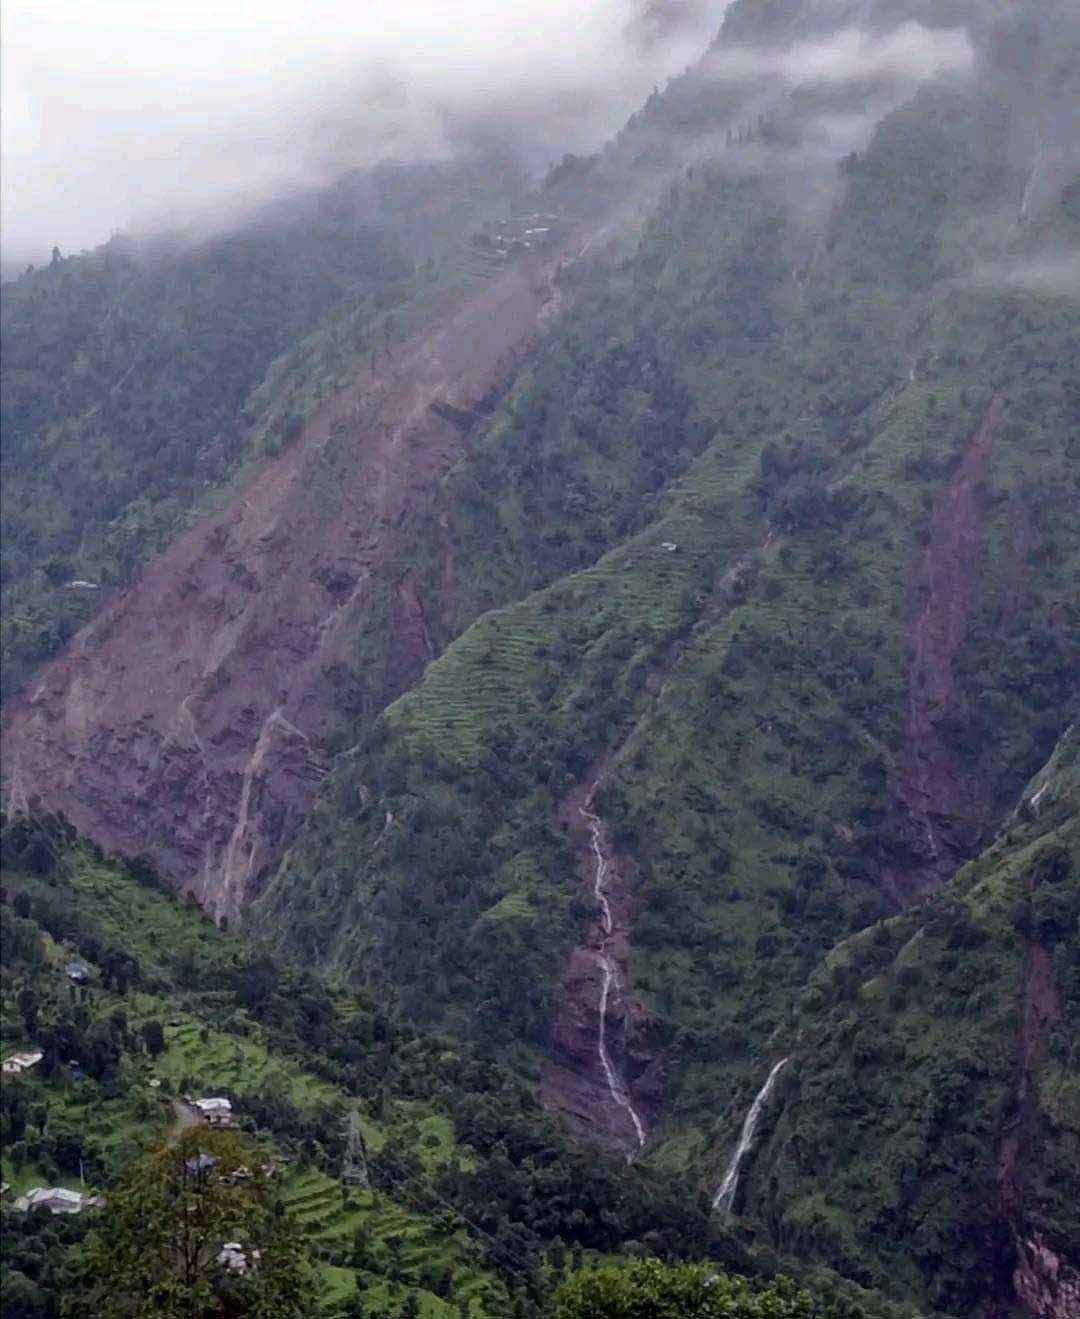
<box><xmin>580</xmin><ymin>788</ymin><xmax>647</xmax><ymax>1151</ymax></box>
<box><xmin>712</xmin><ymin>1057</ymin><xmax>789</xmax><ymax>1219</ymax></box>
<box><xmin>1019</xmin><ymin>133</ymin><xmax>1044</xmax><ymax>221</ymax></box>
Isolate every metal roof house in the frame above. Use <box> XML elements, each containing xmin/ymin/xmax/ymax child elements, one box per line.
<box><xmin>218</xmin><ymin>1242</ymin><xmax>260</xmax><ymax>1275</ymax></box>
<box><xmin>12</xmin><ymin>1187</ymin><xmax>102</xmax><ymax>1215</ymax></box>
<box><xmin>3</xmin><ymin>1049</ymin><xmax>43</xmax><ymax>1075</ymax></box>
<box><xmin>193</xmin><ymin>1096</ymin><xmax>234</xmax><ymax>1126</ymax></box>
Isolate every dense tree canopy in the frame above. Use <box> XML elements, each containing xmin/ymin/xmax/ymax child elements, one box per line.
<box><xmin>554</xmin><ymin>1262</ymin><xmax>829</xmax><ymax>1319</ymax></box>
<box><xmin>67</xmin><ymin>1129</ymin><xmax>314</xmax><ymax>1318</ymax></box>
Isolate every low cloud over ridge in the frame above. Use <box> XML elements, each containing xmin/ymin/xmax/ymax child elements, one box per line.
<box><xmin>2</xmin><ymin>0</ymin><xmax>721</xmax><ymax>260</ymax></box>
<box><xmin>705</xmin><ymin>21</ymin><xmax>976</xmax><ymax>87</ymax></box>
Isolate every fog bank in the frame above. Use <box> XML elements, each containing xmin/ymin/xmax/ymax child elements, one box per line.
<box><xmin>2</xmin><ymin>0</ymin><xmax>722</xmax><ymax>262</ymax></box>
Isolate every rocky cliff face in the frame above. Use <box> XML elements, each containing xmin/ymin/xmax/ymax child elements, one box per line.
<box><xmin>2</xmin><ymin>243</ymin><xmax>581</xmax><ymax>919</ymax></box>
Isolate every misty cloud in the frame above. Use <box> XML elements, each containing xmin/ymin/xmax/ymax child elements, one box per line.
<box><xmin>1</xmin><ymin>0</ymin><xmax>723</xmax><ymax>261</ymax></box>
<box><xmin>969</xmin><ymin>254</ymin><xmax>1080</xmax><ymax>298</ymax></box>
<box><xmin>705</xmin><ymin>22</ymin><xmax>975</xmax><ymax>87</ymax></box>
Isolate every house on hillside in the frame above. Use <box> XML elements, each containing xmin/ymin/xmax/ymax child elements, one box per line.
<box><xmin>193</xmin><ymin>1096</ymin><xmax>234</xmax><ymax>1127</ymax></box>
<box><xmin>65</xmin><ymin>959</ymin><xmax>93</xmax><ymax>982</ymax></box>
<box><xmin>185</xmin><ymin>1153</ymin><xmax>220</xmax><ymax>1176</ymax></box>
<box><xmin>3</xmin><ymin>1049</ymin><xmax>43</xmax><ymax>1075</ymax></box>
<box><xmin>13</xmin><ymin>1187</ymin><xmax>103</xmax><ymax>1215</ymax></box>
<box><xmin>218</xmin><ymin>1241</ymin><xmax>260</xmax><ymax>1275</ymax></box>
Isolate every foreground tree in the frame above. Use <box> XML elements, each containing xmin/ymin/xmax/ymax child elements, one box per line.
<box><xmin>554</xmin><ymin>1261</ymin><xmax>826</xmax><ymax>1319</ymax></box>
<box><xmin>66</xmin><ymin>1128</ymin><xmax>314</xmax><ymax>1318</ymax></box>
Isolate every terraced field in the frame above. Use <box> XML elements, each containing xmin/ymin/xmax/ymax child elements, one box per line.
<box><xmin>153</xmin><ymin>1022</ymin><xmax>508</xmax><ymax>1313</ymax></box>
<box><xmin>391</xmin><ymin>498</ymin><xmax>749</xmax><ymax>766</ymax></box>
<box><xmin>281</xmin><ymin>1166</ymin><xmax>508</xmax><ymax>1316</ymax></box>
<box><xmin>155</xmin><ymin>1019</ymin><xmax>340</xmax><ymax>1111</ymax></box>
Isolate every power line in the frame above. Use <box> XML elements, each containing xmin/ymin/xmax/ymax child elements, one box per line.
<box><xmin>371</xmin><ymin>1149</ymin><xmax>542</xmax><ymax>1288</ymax></box>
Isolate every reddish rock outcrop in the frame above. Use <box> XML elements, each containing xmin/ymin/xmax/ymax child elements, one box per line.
<box><xmin>2</xmin><ymin>242</ymin><xmax>583</xmax><ymax>920</ymax></box>
<box><xmin>1013</xmin><ymin>1237</ymin><xmax>1080</xmax><ymax>1319</ymax></box>
<box><xmin>886</xmin><ymin>395</ymin><xmax>1003</xmax><ymax>898</ymax></box>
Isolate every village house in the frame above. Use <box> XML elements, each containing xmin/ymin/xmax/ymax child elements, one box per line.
<box><xmin>185</xmin><ymin>1153</ymin><xmax>220</xmax><ymax>1176</ymax></box>
<box><xmin>13</xmin><ymin>1187</ymin><xmax>103</xmax><ymax>1215</ymax></box>
<box><xmin>192</xmin><ymin>1096</ymin><xmax>234</xmax><ymax>1127</ymax></box>
<box><xmin>65</xmin><ymin>958</ymin><xmax>93</xmax><ymax>982</ymax></box>
<box><xmin>3</xmin><ymin>1049</ymin><xmax>43</xmax><ymax>1075</ymax></box>
<box><xmin>218</xmin><ymin>1241</ymin><xmax>261</xmax><ymax>1275</ymax></box>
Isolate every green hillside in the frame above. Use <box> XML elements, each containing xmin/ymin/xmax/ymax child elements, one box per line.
<box><xmin>2</xmin><ymin>0</ymin><xmax>1078</xmax><ymax>1313</ymax></box>
<box><xmin>1</xmin><ymin>822</ymin><xmax>747</xmax><ymax>1317</ymax></box>
<box><xmin>257</xmin><ymin>74</ymin><xmax>1078</xmax><ymax>1074</ymax></box>
<box><xmin>744</xmin><ymin>728</ymin><xmax>1079</xmax><ymax>1315</ymax></box>
<box><xmin>0</xmin><ymin>160</ymin><xmax>519</xmax><ymax>701</ymax></box>
<box><xmin>248</xmin><ymin>18</ymin><xmax>1078</xmax><ymax>1311</ymax></box>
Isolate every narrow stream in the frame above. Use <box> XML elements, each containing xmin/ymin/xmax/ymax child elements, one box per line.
<box><xmin>580</xmin><ymin>785</ymin><xmax>648</xmax><ymax>1152</ymax></box>
<box><xmin>713</xmin><ymin>1056</ymin><xmax>789</xmax><ymax>1219</ymax></box>
<box><xmin>1019</xmin><ymin>132</ymin><xmax>1044</xmax><ymax>221</ymax></box>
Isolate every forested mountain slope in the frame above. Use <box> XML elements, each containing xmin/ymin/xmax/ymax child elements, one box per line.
<box><xmin>745</xmin><ymin>727</ymin><xmax>1079</xmax><ymax>1317</ymax></box>
<box><xmin>0</xmin><ymin>159</ymin><xmax>519</xmax><ymax>700</ymax></box>
<box><xmin>2</xmin><ymin>0</ymin><xmax>1078</xmax><ymax>1313</ymax></box>
<box><xmin>0</xmin><ymin>821</ymin><xmax>741</xmax><ymax>1317</ymax></box>
<box><xmin>256</xmin><ymin>0</ymin><xmax>1078</xmax><ymax>1108</ymax></box>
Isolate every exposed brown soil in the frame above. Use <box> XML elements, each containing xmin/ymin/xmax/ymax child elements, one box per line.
<box><xmin>2</xmin><ymin>240</ymin><xmax>585</xmax><ymax>921</ymax></box>
<box><xmin>886</xmin><ymin>395</ymin><xmax>1003</xmax><ymax>899</ymax></box>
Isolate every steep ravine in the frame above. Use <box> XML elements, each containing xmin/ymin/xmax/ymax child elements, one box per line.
<box><xmin>1</xmin><ymin>239</ymin><xmax>585</xmax><ymax>920</ymax></box>
<box><xmin>998</xmin><ymin>859</ymin><xmax>1067</xmax><ymax>1319</ymax></box>
<box><xmin>712</xmin><ymin>1057</ymin><xmax>789</xmax><ymax>1220</ymax></box>
<box><xmin>887</xmin><ymin>394</ymin><xmax>1004</xmax><ymax>898</ymax></box>
<box><xmin>542</xmin><ymin>534</ymin><xmax>776</xmax><ymax>1148</ymax></box>
<box><xmin>542</xmin><ymin>769</ymin><xmax>659</xmax><ymax>1153</ymax></box>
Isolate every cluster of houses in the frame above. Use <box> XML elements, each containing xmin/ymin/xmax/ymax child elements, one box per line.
<box><xmin>3</xmin><ymin>1047</ymin><xmax>267</xmax><ymax>1277</ymax></box>
<box><xmin>2</xmin><ymin>1045</ymin><xmax>91</xmax><ymax>1215</ymax></box>
<box><xmin>476</xmin><ymin>212</ymin><xmax>563</xmax><ymax>257</ymax></box>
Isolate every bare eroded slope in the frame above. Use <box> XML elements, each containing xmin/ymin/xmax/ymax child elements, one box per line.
<box><xmin>2</xmin><ymin>241</ymin><xmax>583</xmax><ymax>919</ymax></box>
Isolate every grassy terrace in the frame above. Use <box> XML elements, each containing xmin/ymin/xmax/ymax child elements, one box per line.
<box><xmin>0</xmin><ymin>851</ymin><xmax>512</xmax><ymax>1315</ymax></box>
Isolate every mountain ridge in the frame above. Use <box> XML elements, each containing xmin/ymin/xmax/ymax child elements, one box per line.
<box><xmin>2</xmin><ymin>1</ymin><xmax>1078</xmax><ymax>1313</ymax></box>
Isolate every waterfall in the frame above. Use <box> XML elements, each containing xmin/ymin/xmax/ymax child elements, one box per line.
<box><xmin>1020</xmin><ymin>133</ymin><xmax>1045</xmax><ymax>222</ymax></box>
<box><xmin>595</xmin><ymin>951</ymin><xmax>647</xmax><ymax>1149</ymax></box>
<box><xmin>712</xmin><ymin>1057</ymin><xmax>789</xmax><ymax>1219</ymax></box>
<box><xmin>582</xmin><ymin>797</ymin><xmax>615</xmax><ymax>936</ymax></box>
<box><xmin>580</xmin><ymin>789</ymin><xmax>647</xmax><ymax>1151</ymax></box>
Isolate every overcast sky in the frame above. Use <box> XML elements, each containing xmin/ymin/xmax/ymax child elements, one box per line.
<box><xmin>2</xmin><ymin>0</ymin><xmax>720</xmax><ymax>261</ymax></box>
